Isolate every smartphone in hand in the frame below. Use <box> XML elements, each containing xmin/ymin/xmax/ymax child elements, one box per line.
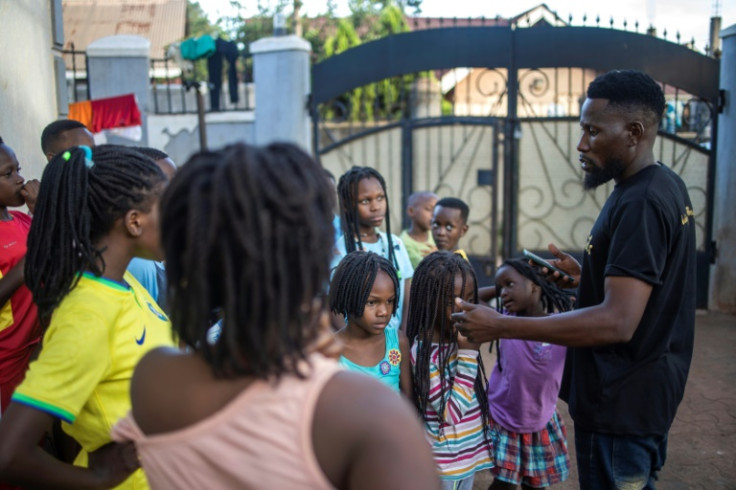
<box><xmin>523</xmin><ymin>249</ymin><xmax>574</xmax><ymax>283</ymax></box>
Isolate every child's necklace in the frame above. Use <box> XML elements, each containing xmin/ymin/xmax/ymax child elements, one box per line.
<box><xmin>354</xmin><ymin>232</ymin><xmax>401</xmax><ymax>280</ymax></box>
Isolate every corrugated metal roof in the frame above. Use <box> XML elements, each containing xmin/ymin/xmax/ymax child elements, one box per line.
<box><xmin>62</xmin><ymin>0</ymin><xmax>186</xmax><ymax>60</ymax></box>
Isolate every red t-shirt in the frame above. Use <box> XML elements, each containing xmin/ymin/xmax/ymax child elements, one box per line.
<box><xmin>0</xmin><ymin>211</ymin><xmax>40</xmax><ymax>414</ymax></box>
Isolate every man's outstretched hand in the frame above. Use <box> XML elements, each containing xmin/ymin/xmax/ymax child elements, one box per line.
<box><xmin>451</xmin><ymin>298</ymin><xmax>501</xmax><ymax>344</ymax></box>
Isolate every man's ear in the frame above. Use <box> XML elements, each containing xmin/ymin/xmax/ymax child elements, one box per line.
<box><xmin>124</xmin><ymin>209</ymin><xmax>144</xmax><ymax>237</ymax></box>
<box><xmin>460</xmin><ymin>223</ymin><xmax>469</xmax><ymax>237</ymax></box>
<box><xmin>628</xmin><ymin>120</ymin><xmax>645</xmax><ymax>146</ymax></box>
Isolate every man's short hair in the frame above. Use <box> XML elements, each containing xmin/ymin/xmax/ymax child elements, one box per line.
<box><xmin>435</xmin><ymin>197</ymin><xmax>469</xmax><ymax>224</ymax></box>
<box><xmin>0</xmin><ymin>136</ymin><xmax>4</xmax><ymax>145</ymax></box>
<box><xmin>587</xmin><ymin>70</ymin><xmax>665</xmax><ymax>126</ymax></box>
<box><xmin>41</xmin><ymin>119</ymin><xmax>88</xmax><ymax>155</ymax></box>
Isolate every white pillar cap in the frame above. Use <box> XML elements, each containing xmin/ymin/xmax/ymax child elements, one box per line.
<box><xmin>87</xmin><ymin>35</ymin><xmax>150</xmax><ymax>57</ymax></box>
<box><xmin>250</xmin><ymin>35</ymin><xmax>311</xmax><ymax>55</ymax></box>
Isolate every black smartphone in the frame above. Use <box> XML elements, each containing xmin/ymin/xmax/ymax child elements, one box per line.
<box><xmin>522</xmin><ymin>249</ymin><xmax>574</xmax><ymax>283</ymax></box>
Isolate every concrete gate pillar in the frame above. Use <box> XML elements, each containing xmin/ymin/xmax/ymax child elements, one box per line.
<box><xmin>87</xmin><ymin>35</ymin><xmax>150</xmax><ymax>145</ymax></box>
<box><xmin>250</xmin><ymin>35</ymin><xmax>312</xmax><ymax>153</ymax></box>
<box><xmin>709</xmin><ymin>24</ymin><xmax>736</xmax><ymax>313</ymax></box>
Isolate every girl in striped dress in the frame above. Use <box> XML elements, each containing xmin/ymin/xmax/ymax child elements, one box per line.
<box><xmin>408</xmin><ymin>251</ymin><xmax>493</xmax><ymax>490</ymax></box>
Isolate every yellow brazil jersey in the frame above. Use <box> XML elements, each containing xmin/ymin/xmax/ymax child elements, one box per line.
<box><xmin>12</xmin><ymin>271</ymin><xmax>174</xmax><ymax>489</ymax></box>
<box><xmin>454</xmin><ymin>249</ymin><xmax>469</xmax><ymax>262</ymax></box>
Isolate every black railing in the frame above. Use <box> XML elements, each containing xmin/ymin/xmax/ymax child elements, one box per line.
<box><xmin>150</xmin><ymin>54</ymin><xmax>255</xmax><ymax>114</ymax></box>
<box><xmin>61</xmin><ymin>42</ymin><xmax>89</xmax><ymax>102</ymax></box>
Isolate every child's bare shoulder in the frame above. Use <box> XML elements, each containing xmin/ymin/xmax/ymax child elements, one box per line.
<box><xmin>131</xmin><ymin>347</ymin><xmax>254</xmax><ymax>435</ymax></box>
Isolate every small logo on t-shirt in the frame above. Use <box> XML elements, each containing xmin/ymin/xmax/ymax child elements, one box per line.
<box><xmin>681</xmin><ymin>205</ymin><xmax>695</xmax><ymax>225</ymax></box>
<box><xmin>135</xmin><ymin>325</ymin><xmax>147</xmax><ymax>345</ymax></box>
<box><xmin>147</xmin><ymin>302</ymin><xmax>167</xmax><ymax>321</ymax></box>
<box><xmin>380</xmin><ymin>360</ymin><xmax>391</xmax><ymax>375</ymax></box>
<box><xmin>388</xmin><ymin>349</ymin><xmax>401</xmax><ymax>366</ymax></box>
<box><xmin>585</xmin><ymin>234</ymin><xmax>593</xmax><ymax>256</ymax></box>
<box><xmin>533</xmin><ymin>342</ymin><xmax>553</xmax><ymax>362</ymax></box>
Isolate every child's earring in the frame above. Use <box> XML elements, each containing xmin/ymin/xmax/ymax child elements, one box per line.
<box><xmin>344</xmin><ymin>314</ymin><xmax>349</xmax><ymax>326</ymax></box>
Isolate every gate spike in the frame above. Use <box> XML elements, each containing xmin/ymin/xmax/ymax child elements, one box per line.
<box><xmin>568</xmin><ymin>13</ymin><xmax>572</xmax><ymax>25</ymax></box>
<box><xmin>623</xmin><ymin>18</ymin><xmax>627</xmax><ymax>30</ymax></box>
<box><xmin>582</xmin><ymin>13</ymin><xmax>587</xmax><ymax>25</ymax></box>
<box><xmin>595</xmin><ymin>14</ymin><xmax>600</xmax><ymax>26</ymax></box>
<box><xmin>676</xmin><ymin>31</ymin><xmax>681</xmax><ymax>43</ymax></box>
<box><xmin>663</xmin><ymin>28</ymin><xmax>667</xmax><ymax>39</ymax></box>
<box><xmin>635</xmin><ymin>20</ymin><xmax>639</xmax><ymax>32</ymax></box>
<box><xmin>610</xmin><ymin>16</ymin><xmax>614</xmax><ymax>28</ymax></box>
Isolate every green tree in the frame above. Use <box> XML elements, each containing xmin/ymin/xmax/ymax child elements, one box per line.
<box><xmin>349</xmin><ymin>0</ymin><xmax>422</xmax><ymax>25</ymax></box>
<box><xmin>183</xmin><ymin>1</ymin><xmax>225</xmax><ymax>80</ymax></box>
<box><xmin>322</xmin><ymin>19</ymin><xmax>377</xmax><ymax>121</ymax></box>
<box><xmin>186</xmin><ymin>1</ymin><xmax>221</xmax><ymax>37</ymax></box>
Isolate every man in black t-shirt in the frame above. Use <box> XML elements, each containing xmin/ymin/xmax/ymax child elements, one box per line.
<box><xmin>451</xmin><ymin>70</ymin><xmax>696</xmax><ymax>489</ymax></box>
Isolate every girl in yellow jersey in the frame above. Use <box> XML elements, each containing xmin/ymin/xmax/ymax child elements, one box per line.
<box><xmin>0</xmin><ymin>145</ymin><xmax>175</xmax><ymax>489</ymax></box>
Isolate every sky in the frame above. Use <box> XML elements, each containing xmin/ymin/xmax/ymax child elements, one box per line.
<box><xmin>202</xmin><ymin>0</ymin><xmax>736</xmax><ymax>53</ymax></box>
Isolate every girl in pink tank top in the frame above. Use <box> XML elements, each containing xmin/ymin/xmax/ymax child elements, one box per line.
<box><xmin>112</xmin><ymin>143</ymin><xmax>440</xmax><ymax>490</ymax></box>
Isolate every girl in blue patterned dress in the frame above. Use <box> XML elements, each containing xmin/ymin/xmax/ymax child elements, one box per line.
<box><xmin>329</xmin><ymin>251</ymin><xmax>412</xmax><ymax>398</ymax></box>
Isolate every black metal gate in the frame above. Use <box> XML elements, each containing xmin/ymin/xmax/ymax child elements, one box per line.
<box><xmin>311</xmin><ymin>25</ymin><xmax>719</xmax><ymax>306</ymax></box>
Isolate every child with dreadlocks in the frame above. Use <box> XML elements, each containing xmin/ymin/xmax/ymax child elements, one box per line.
<box><xmin>486</xmin><ymin>258</ymin><xmax>572</xmax><ymax>490</ymax></box>
<box><xmin>332</xmin><ymin>166</ymin><xmax>413</xmax><ymax>331</ymax></box>
<box><xmin>408</xmin><ymin>251</ymin><xmax>493</xmax><ymax>490</ymax></box>
<box><xmin>110</xmin><ymin>142</ymin><xmax>440</xmax><ymax>489</ymax></box>
<box><xmin>0</xmin><ymin>145</ymin><xmax>175</xmax><ymax>489</ymax></box>
<box><xmin>329</xmin><ymin>251</ymin><xmax>412</xmax><ymax>398</ymax></box>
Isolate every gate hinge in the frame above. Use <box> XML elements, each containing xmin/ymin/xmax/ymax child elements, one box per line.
<box><xmin>718</xmin><ymin>90</ymin><xmax>727</xmax><ymax>114</ymax></box>
<box><xmin>709</xmin><ymin>240</ymin><xmax>718</xmax><ymax>264</ymax></box>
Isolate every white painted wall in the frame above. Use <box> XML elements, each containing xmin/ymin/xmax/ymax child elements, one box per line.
<box><xmin>710</xmin><ymin>24</ymin><xmax>736</xmax><ymax>313</ymax></box>
<box><xmin>0</xmin><ymin>0</ymin><xmax>59</xmax><ymax>180</ymax></box>
<box><xmin>148</xmin><ymin>112</ymin><xmax>255</xmax><ymax>166</ymax></box>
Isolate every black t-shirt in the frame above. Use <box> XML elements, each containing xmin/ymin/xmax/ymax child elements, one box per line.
<box><xmin>560</xmin><ymin>163</ymin><xmax>696</xmax><ymax>437</ymax></box>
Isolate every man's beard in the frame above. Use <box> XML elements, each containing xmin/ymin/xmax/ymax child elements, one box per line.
<box><xmin>583</xmin><ymin>158</ymin><xmax>625</xmax><ymax>190</ymax></box>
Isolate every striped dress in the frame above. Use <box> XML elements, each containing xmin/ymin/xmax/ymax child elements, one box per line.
<box><xmin>411</xmin><ymin>341</ymin><xmax>493</xmax><ymax>481</ymax></box>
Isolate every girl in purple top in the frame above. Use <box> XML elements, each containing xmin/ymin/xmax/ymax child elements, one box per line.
<box><xmin>488</xmin><ymin>259</ymin><xmax>572</xmax><ymax>489</ymax></box>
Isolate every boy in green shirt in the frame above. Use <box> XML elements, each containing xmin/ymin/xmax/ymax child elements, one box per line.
<box><xmin>399</xmin><ymin>191</ymin><xmax>438</xmax><ymax>268</ymax></box>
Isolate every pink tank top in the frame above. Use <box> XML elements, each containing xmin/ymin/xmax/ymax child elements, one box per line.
<box><xmin>112</xmin><ymin>354</ymin><xmax>341</xmax><ymax>489</ymax></box>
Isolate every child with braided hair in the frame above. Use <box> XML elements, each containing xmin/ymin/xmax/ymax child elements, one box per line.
<box><xmin>0</xmin><ymin>145</ymin><xmax>175</xmax><ymax>489</ymax></box>
<box><xmin>110</xmin><ymin>143</ymin><xmax>439</xmax><ymax>489</ymax></box>
<box><xmin>487</xmin><ymin>258</ymin><xmax>572</xmax><ymax>490</ymax></box>
<box><xmin>332</xmin><ymin>166</ymin><xmax>414</xmax><ymax>331</ymax></box>
<box><xmin>329</xmin><ymin>251</ymin><xmax>412</xmax><ymax>398</ymax></box>
<box><xmin>408</xmin><ymin>251</ymin><xmax>494</xmax><ymax>490</ymax></box>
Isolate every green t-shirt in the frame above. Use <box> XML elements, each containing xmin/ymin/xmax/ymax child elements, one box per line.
<box><xmin>399</xmin><ymin>230</ymin><xmax>436</xmax><ymax>269</ymax></box>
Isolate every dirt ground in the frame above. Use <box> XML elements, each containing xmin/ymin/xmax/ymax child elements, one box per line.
<box><xmin>472</xmin><ymin>311</ymin><xmax>736</xmax><ymax>489</ymax></box>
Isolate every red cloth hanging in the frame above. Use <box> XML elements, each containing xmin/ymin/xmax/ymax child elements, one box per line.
<box><xmin>90</xmin><ymin>94</ymin><xmax>141</xmax><ymax>133</ymax></box>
